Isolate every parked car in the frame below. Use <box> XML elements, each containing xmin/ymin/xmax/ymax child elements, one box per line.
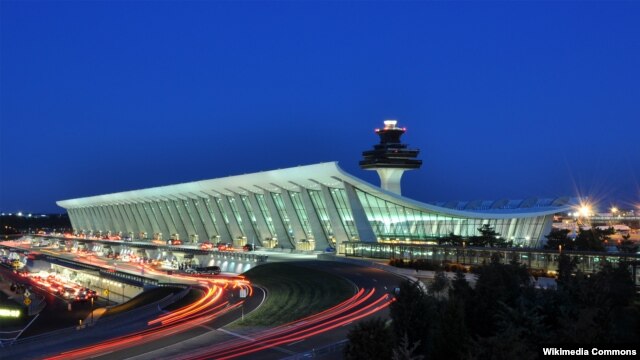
<box><xmin>199</xmin><ymin>242</ymin><xmax>214</xmax><ymax>250</ymax></box>
<box><xmin>242</xmin><ymin>244</ymin><xmax>254</xmax><ymax>251</ymax></box>
<box><xmin>201</xmin><ymin>266</ymin><xmax>221</xmax><ymax>275</ymax></box>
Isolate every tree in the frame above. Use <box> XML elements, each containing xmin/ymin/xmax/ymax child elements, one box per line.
<box><xmin>556</xmin><ymin>253</ymin><xmax>578</xmax><ymax>286</ymax></box>
<box><xmin>392</xmin><ymin>333</ymin><xmax>424</xmax><ymax>360</ymax></box>
<box><xmin>431</xmin><ymin>298</ymin><xmax>469</xmax><ymax>360</ymax></box>
<box><xmin>438</xmin><ymin>232</ymin><xmax>463</xmax><ymax>246</ymax></box>
<box><xmin>468</xmin><ymin>224</ymin><xmax>511</xmax><ymax>248</ymax></box>
<box><xmin>428</xmin><ymin>270</ymin><xmax>449</xmax><ymax>298</ymax></box>
<box><xmin>449</xmin><ymin>270</ymin><xmax>473</xmax><ymax>301</ymax></box>
<box><xmin>574</xmin><ymin>227</ymin><xmax>615</xmax><ymax>251</ymax></box>
<box><xmin>390</xmin><ymin>280</ymin><xmax>435</xmax><ymax>357</ymax></box>
<box><xmin>468</xmin><ymin>257</ymin><xmax>531</xmax><ymax>337</ymax></box>
<box><xmin>544</xmin><ymin>228</ymin><xmax>574</xmax><ymax>251</ymax></box>
<box><xmin>472</xmin><ymin>299</ymin><xmax>549</xmax><ymax>360</ymax></box>
<box><xmin>344</xmin><ymin>318</ymin><xmax>393</xmax><ymax>360</ymax></box>
<box><xmin>616</xmin><ymin>233</ymin><xmax>638</xmax><ymax>253</ymax></box>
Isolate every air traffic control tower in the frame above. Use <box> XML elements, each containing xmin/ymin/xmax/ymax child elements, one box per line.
<box><xmin>360</xmin><ymin>120</ymin><xmax>422</xmax><ymax>195</ymax></box>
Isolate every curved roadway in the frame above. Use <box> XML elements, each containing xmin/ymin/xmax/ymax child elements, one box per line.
<box><xmin>4</xmin><ymin>240</ymin><xmax>403</xmax><ymax>359</ymax></box>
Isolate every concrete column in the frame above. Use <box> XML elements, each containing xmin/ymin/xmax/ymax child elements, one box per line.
<box><xmin>262</xmin><ymin>192</ymin><xmax>294</xmax><ymax>249</ymax></box>
<box><xmin>133</xmin><ymin>203</ymin><xmax>154</xmax><ymax>238</ymax></box>
<box><xmin>149</xmin><ymin>202</ymin><xmax>172</xmax><ymax>240</ymax></box>
<box><xmin>96</xmin><ymin>206</ymin><xmax>114</xmax><ymax>233</ymax></box>
<box><xmin>154</xmin><ymin>201</ymin><xmax>177</xmax><ymax>238</ymax></box>
<box><xmin>299</xmin><ymin>189</ymin><xmax>330</xmax><ymax>250</ymax></box>
<box><xmin>537</xmin><ymin>215</ymin><xmax>553</xmax><ymax>248</ymax></box>
<box><xmin>344</xmin><ymin>183</ymin><xmax>377</xmax><ymax>243</ymax></box>
<box><xmin>87</xmin><ymin>207</ymin><xmax>105</xmax><ymax>233</ymax></box>
<box><xmin>80</xmin><ymin>208</ymin><xmax>97</xmax><ymax>232</ymax></box>
<box><xmin>75</xmin><ymin>208</ymin><xmax>90</xmax><ymax>232</ymax></box>
<box><xmin>219</xmin><ymin>196</ymin><xmax>244</xmax><ymax>240</ymax></box>
<box><xmin>102</xmin><ymin>205</ymin><xmax>121</xmax><ymax>232</ymax></box>
<box><xmin>72</xmin><ymin>208</ymin><xmax>86</xmax><ymax>231</ymax></box>
<box><xmin>207</xmin><ymin>195</ymin><xmax>232</xmax><ymax>242</ymax></box>
<box><xmin>182</xmin><ymin>198</ymin><xmax>209</xmax><ymax>243</ymax></box>
<box><xmin>104</xmin><ymin>205</ymin><xmax>124</xmax><ymax>233</ymax></box>
<box><xmin>129</xmin><ymin>202</ymin><xmax>149</xmax><ymax>236</ymax></box>
<box><xmin>193</xmin><ymin>197</ymin><xmax>219</xmax><ymax>240</ymax></box>
<box><xmin>66</xmin><ymin>209</ymin><xmax>79</xmax><ymax>232</ymax></box>
<box><xmin>233</xmin><ymin>193</ymin><xmax>260</xmax><ymax>246</ymax></box>
<box><xmin>280</xmin><ymin>191</ymin><xmax>307</xmax><ymax>242</ymax></box>
<box><xmin>107</xmin><ymin>205</ymin><xmax>125</xmax><ymax>233</ymax></box>
<box><xmin>320</xmin><ymin>185</ymin><xmax>349</xmax><ymax>245</ymax></box>
<box><xmin>173</xmin><ymin>199</ymin><xmax>198</xmax><ymax>242</ymax></box>
<box><xmin>67</xmin><ymin>209</ymin><xmax>80</xmax><ymax>232</ymax></box>
<box><xmin>247</xmin><ymin>193</ymin><xmax>272</xmax><ymax>242</ymax></box>
<box><xmin>165</xmin><ymin>199</ymin><xmax>189</xmax><ymax>241</ymax></box>
<box><xmin>138</xmin><ymin>203</ymin><xmax>160</xmax><ymax>236</ymax></box>
<box><xmin>122</xmin><ymin>203</ymin><xmax>143</xmax><ymax>235</ymax></box>
<box><xmin>115</xmin><ymin>204</ymin><xmax>134</xmax><ymax>233</ymax></box>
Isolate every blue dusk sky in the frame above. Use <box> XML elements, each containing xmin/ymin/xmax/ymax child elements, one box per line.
<box><xmin>1</xmin><ymin>1</ymin><xmax>639</xmax><ymax>214</ymax></box>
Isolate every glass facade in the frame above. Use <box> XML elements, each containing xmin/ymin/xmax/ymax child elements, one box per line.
<box><xmin>255</xmin><ymin>194</ymin><xmax>276</xmax><ymax>237</ymax></box>
<box><xmin>227</xmin><ymin>196</ymin><xmax>245</xmax><ymax>236</ymax></box>
<box><xmin>329</xmin><ymin>188</ymin><xmax>357</xmax><ymax>239</ymax></box>
<box><xmin>203</xmin><ymin>198</ymin><xmax>221</xmax><ymax>236</ymax></box>
<box><xmin>343</xmin><ymin>242</ymin><xmax>640</xmax><ymax>276</ymax></box>
<box><xmin>181</xmin><ymin>200</ymin><xmax>198</xmax><ymax>237</ymax></box>
<box><xmin>240</xmin><ymin>195</ymin><xmax>263</xmax><ymax>240</ymax></box>
<box><xmin>355</xmin><ymin>188</ymin><xmax>549</xmax><ymax>245</ymax></box>
<box><xmin>308</xmin><ymin>190</ymin><xmax>334</xmax><ymax>238</ymax></box>
<box><xmin>62</xmin><ymin>165</ymin><xmax>565</xmax><ymax>250</ymax></box>
<box><xmin>271</xmin><ymin>193</ymin><xmax>294</xmax><ymax>239</ymax></box>
<box><xmin>214</xmin><ymin>197</ymin><xmax>230</xmax><ymax>226</ymax></box>
<box><xmin>289</xmin><ymin>192</ymin><xmax>313</xmax><ymax>238</ymax></box>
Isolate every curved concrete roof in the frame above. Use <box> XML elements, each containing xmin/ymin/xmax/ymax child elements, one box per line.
<box><xmin>57</xmin><ymin>162</ymin><xmax>576</xmax><ymax>219</ymax></box>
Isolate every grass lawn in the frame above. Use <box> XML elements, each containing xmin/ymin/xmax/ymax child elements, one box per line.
<box><xmin>238</xmin><ymin>262</ymin><xmax>354</xmax><ymax>326</ymax></box>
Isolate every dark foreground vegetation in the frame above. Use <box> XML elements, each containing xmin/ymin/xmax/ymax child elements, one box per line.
<box><xmin>345</xmin><ymin>254</ymin><xmax>639</xmax><ymax>360</ymax></box>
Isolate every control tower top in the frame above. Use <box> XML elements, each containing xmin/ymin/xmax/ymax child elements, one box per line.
<box><xmin>359</xmin><ymin>120</ymin><xmax>422</xmax><ymax>195</ymax></box>
<box><xmin>360</xmin><ymin>120</ymin><xmax>422</xmax><ymax>170</ymax></box>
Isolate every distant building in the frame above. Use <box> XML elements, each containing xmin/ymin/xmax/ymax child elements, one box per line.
<box><xmin>57</xmin><ymin>121</ymin><xmax>575</xmax><ymax>249</ymax></box>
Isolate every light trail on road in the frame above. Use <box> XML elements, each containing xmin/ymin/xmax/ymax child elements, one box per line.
<box><xmin>44</xmin><ymin>277</ymin><xmax>246</xmax><ymax>360</ymax></box>
<box><xmin>5</xmin><ymin>239</ymin><xmax>395</xmax><ymax>360</ymax></box>
<box><xmin>177</xmin><ymin>288</ymin><xmax>394</xmax><ymax>360</ymax></box>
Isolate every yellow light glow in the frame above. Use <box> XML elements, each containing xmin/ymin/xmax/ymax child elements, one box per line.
<box><xmin>0</xmin><ymin>308</ymin><xmax>21</xmax><ymax>317</ymax></box>
<box><xmin>611</xmin><ymin>207</ymin><xmax>618</xmax><ymax>214</ymax></box>
<box><xmin>578</xmin><ymin>204</ymin><xmax>592</xmax><ymax>217</ymax></box>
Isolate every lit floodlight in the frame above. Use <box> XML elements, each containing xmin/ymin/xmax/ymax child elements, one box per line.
<box><xmin>383</xmin><ymin>120</ymin><xmax>397</xmax><ymax>129</ymax></box>
<box><xmin>578</xmin><ymin>204</ymin><xmax>592</xmax><ymax>217</ymax></box>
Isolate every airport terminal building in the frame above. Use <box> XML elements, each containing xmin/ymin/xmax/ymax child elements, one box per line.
<box><xmin>57</xmin><ymin>121</ymin><xmax>575</xmax><ymax>250</ymax></box>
